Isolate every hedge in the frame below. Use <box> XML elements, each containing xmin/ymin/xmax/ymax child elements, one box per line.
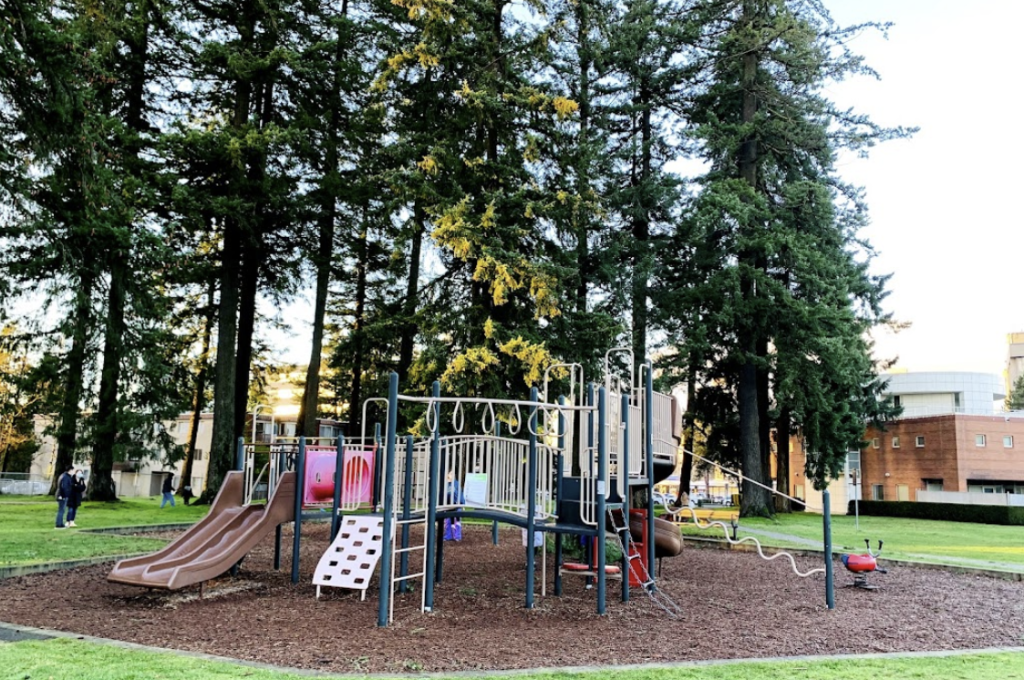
<box><xmin>849</xmin><ymin>500</ymin><xmax>1024</xmax><ymax>526</ymax></box>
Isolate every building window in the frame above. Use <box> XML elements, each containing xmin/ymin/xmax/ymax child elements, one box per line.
<box><xmin>871</xmin><ymin>437</ymin><xmax>880</xmax><ymax>449</ymax></box>
<box><xmin>871</xmin><ymin>484</ymin><xmax>884</xmax><ymax>501</ymax></box>
<box><xmin>894</xmin><ymin>395</ymin><xmax>902</xmax><ymax>407</ymax></box>
<box><xmin>892</xmin><ymin>436</ymin><xmax>901</xmax><ymax>449</ymax></box>
<box><xmin>1004</xmin><ymin>435</ymin><xmax>1014</xmax><ymax>449</ymax></box>
<box><xmin>923</xmin><ymin>479</ymin><xmax>943</xmax><ymax>492</ymax></box>
<box><xmin>975</xmin><ymin>434</ymin><xmax>986</xmax><ymax>447</ymax></box>
<box><xmin>194</xmin><ymin>449</ymin><xmax>204</xmax><ymax>461</ymax></box>
<box><xmin>915</xmin><ymin>435</ymin><xmax>925</xmax><ymax>448</ymax></box>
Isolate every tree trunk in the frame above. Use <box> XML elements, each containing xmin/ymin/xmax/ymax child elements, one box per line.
<box><xmin>207</xmin><ymin>219</ymin><xmax>241</xmax><ymax>499</ymax></box>
<box><xmin>396</xmin><ymin>204</ymin><xmax>424</xmax><ymax>387</ymax></box>
<box><xmin>775</xmin><ymin>406</ymin><xmax>791</xmax><ymax>512</ymax></box>
<box><xmin>737</xmin><ymin>0</ymin><xmax>771</xmax><ymax>517</ymax></box>
<box><xmin>298</xmin><ymin>2</ymin><xmax>348</xmax><ymax>438</ymax></box>
<box><xmin>50</xmin><ymin>268</ymin><xmax>95</xmax><ymax>495</ymax></box>
<box><xmin>182</xmin><ymin>281</ymin><xmax>215</xmax><ymax>499</ymax></box>
<box><xmin>574</xmin><ymin>0</ymin><xmax>591</xmax><ymax>315</ymax></box>
<box><xmin>630</xmin><ymin>86</ymin><xmax>652</xmax><ymax>373</ymax></box>
<box><xmin>347</xmin><ymin>222</ymin><xmax>369</xmax><ymax>437</ymax></box>
<box><xmin>88</xmin><ymin>256</ymin><xmax>126</xmax><ymax>501</ymax></box>
<box><xmin>232</xmin><ymin>238</ymin><xmax>259</xmax><ymax>441</ymax></box>
<box><xmin>677</xmin><ymin>354</ymin><xmax>697</xmax><ymax>504</ymax></box>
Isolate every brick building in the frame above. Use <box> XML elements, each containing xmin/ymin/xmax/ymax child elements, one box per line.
<box><xmin>788</xmin><ymin>371</ymin><xmax>1024</xmax><ymax>511</ymax></box>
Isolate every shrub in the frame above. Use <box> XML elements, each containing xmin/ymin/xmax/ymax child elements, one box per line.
<box><xmin>850</xmin><ymin>500</ymin><xmax>1024</xmax><ymax>526</ymax></box>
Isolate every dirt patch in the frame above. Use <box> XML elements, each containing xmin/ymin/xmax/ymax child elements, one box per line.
<box><xmin>2</xmin><ymin>522</ymin><xmax>1023</xmax><ymax>674</ymax></box>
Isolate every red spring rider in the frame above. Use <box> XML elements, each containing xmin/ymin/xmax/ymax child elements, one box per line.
<box><xmin>841</xmin><ymin>539</ymin><xmax>887</xmax><ymax>590</ymax></box>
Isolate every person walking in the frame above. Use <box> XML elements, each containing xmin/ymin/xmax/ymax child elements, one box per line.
<box><xmin>160</xmin><ymin>473</ymin><xmax>176</xmax><ymax>508</ymax></box>
<box><xmin>55</xmin><ymin>464</ymin><xmax>74</xmax><ymax>529</ymax></box>
<box><xmin>66</xmin><ymin>470</ymin><xmax>86</xmax><ymax>527</ymax></box>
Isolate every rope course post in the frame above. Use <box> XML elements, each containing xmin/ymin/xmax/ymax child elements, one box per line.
<box><xmin>824</xmin><ymin>488</ymin><xmax>835</xmax><ymax>609</ymax></box>
<box><xmin>399</xmin><ymin>434</ymin><xmax>414</xmax><ymax>593</ymax></box>
<box><xmin>596</xmin><ymin>385</ymin><xmax>607</xmax><ymax>615</ymax></box>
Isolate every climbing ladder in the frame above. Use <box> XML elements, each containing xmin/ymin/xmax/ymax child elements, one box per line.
<box><xmin>389</xmin><ymin>516</ymin><xmax>428</xmax><ymax>623</ymax></box>
<box><xmin>606</xmin><ymin>509</ymin><xmax>682</xmax><ymax>618</ymax></box>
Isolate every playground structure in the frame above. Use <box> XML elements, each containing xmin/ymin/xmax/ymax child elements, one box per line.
<box><xmin>841</xmin><ymin>540</ymin><xmax>887</xmax><ymax>590</ymax></box>
<box><xmin>109</xmin><ymin>349</ymin><xmax>687</xmax><ymax>624</ymax></box>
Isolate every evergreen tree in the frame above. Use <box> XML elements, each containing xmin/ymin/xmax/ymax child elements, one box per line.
<box><xmin>1007</xmin><ymin>375</ymin><xmax>1024</xmax><ymax>412</ymax></box>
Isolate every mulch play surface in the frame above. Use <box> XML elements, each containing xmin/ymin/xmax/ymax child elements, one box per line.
<box><xmin>2</xmin><ymin>522</ymin><xmax>1023</xmax><ymax>674</ymax></box>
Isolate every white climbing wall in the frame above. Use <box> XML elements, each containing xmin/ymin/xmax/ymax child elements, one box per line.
<box><xmin>312</xmin><ymin>515</ymin><xmax>387</xmax><ymax>599</ymax></box>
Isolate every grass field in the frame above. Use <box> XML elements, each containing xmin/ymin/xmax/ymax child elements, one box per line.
<box><xmin>0</xmin><ymin>495</ymin><xmax>206</xmax><ymax>566</ymax></box>
<box><xmin>674</xmin><ymin>510</ymin><xmax>1024</xmax><ymax>570</ymax></box>
<box><xmin>3</xmin><ymin>638</ymin><xmax>1023</xmax><ymax>680</ymax></box>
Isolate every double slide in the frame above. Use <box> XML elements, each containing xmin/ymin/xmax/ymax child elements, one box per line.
<box><xmin>108</xmin><ymin>471</ymin><xmax>296</xmax><ymax>590</ymax></box>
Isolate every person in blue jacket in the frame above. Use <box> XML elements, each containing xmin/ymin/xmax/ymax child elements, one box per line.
<box><xmin>55</xmin><ymin>464</ymin><xmax>74</xmax><ymax>529</ymax></box>
<box><xmin>65</xmin><ymin>470</ymin><xmax>86</xmax><ymax>527</ymax></box>
<box><xmin>444</xmin><ymin>471</ymin><xmax>464</xmax><ymax>541</ymax></box>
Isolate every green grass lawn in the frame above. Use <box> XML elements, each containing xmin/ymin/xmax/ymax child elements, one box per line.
<box><xmin>676</xmin><ymin>511</ymin><xmax>1024</xmax><ymax>570</ymax></box>
<box><xmin>0</xmin><ymin>495</ymin><xmax>207</xmax><ymax>566</ymax></box>
<box><xmin>3</xmin><ymin>638</ymin><xmax>1023</xmax><ymax>680</ymax></box>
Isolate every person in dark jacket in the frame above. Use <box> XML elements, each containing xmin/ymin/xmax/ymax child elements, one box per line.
<box><xmin>65</xmin><ymin>470</ymin><xmax>86</xmax><ymax>527</ymax></box>
<box><xmin>160</xmin><ymin>473</ymin><xmax>176</xmax><ymax>508</ymax></box>
<box><xmin>55</xmin><ymin>464</ymin><xmax>74</xmax><ymax>529</ymax></box>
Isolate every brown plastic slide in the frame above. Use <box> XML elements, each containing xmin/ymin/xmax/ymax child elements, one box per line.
<box><xmin>107</xmin><ymin>470</ymin><xmax>296</xmax><ymax>590</ymax></box>
<box><xmin>628</xmin><ymin>514</ymin><xmax>683</xmax><ymax>558</ymax></box>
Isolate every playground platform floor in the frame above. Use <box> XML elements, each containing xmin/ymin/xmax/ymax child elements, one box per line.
<box><xmin>2</xmin><ymin>522</ymin><xmax>1023</xmax><ymax>674</ymax></box>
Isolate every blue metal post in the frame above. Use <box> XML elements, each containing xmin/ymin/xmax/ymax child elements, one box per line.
<box><xmin>423</xmin><ymin>381</ymin><xmax>442</xmax><ymax>611</ymax></box>
<box><xmin>554</xmin><ymin>397</ymin><xmax>565</xmax><ymax>597</ymax></box>
<box><xmin>621</xmin><ymin>392</ymin><xmax>630</xmax><ymax>604</ymax></box>
<box><xmin>493</xmin><ymin>421</ymin><xmax>501</xmax><ymax>546</ymax></box>
<box><xmin>525</xmin><ymin>386</ymin><xmax>539</xmax><ymax>609</ymax></box>
<box><xmin>372</xmin><ymin>422</ymin><xmax>383</xmax><ymax>509</ymax></box>
<box><xmin>399</xmin><ymin>435</ymin><xmax>414</xmax><ymax>593</ymax></box>
<box><xmin>823</xmin><ymin>488</ymin><xmax>835</xmax><ymax>610</ymax></box>
<box><xmin>331</xmin><ymin>435</ymin><xmax>345</xmax><ymax>542</ymax></box>
<box><xmin>291</xmin><ymin>437</ymin><xmax>306</xmax><ymax>584</ymax></box>
<box><xmin>377</xmin><ymin>373</ymin><xmax>400</xmax><ymax>627</ymax></box>
<box><xmin>644</xmin><ymin>360</ymin><xmax>655</xmax><ymax>586</ymax></box>
<box><xmin>596</xmin><ymin>386</ymin><xmax>607</xmax><ymax>615</ymax></box>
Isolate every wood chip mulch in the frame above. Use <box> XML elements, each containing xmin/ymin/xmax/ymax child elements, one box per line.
<box><xmin>2</xmin><ymin>522</ymin><xmax>1023</xmax><ymax>674</ymax></box>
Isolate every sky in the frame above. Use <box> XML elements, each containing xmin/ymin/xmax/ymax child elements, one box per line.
<box><xmin>273</xmin><ymin>0</ymin><xmax>1024</xmax><ymax>381</ymax></box>
<box><xmin>823</xmin><ymin>0</ymin><xmax>1024</xmax><ymax>378</ymax></box>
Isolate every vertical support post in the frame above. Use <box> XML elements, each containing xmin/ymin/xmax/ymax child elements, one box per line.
<box><xmin>596</xmin><ymin>386</ymin><xmax>607</xmax><ymax>615</ymax></box>
<box><xmin>372</xmin><ymin>421</ymin><xmax>383</xmax><ymax>510</ymax></box>
<box><xmin>823</xmin><ymin>488</ymin><xmax>835</xmax><ymax>610</ymax></box>
<box><xmin>331</xmin><ymin>434</ymin><xmax>345</xmax><ymax>542</ymax></box>
<box><xmin>235</xmin><ymin>437</ymin><xmax>245</xmax><ymax>472</ymax></box>
<box><xmin>621</xmin><ymin>392</ymin><xmax>630</xmax><ymax>604</ymax></box>
<box><xmin>274</xmin><ymin>525</ymin><xmax>282</xmax><ymax>570</ymax></box>
<box><xmin>423</xmin><ymin>381</ymin><xmax>442</xmax><ymax>611</ymax></box>
<box><xmin>554</xmin><ymin>397</ymin><xmax>565</xmax><ymax>597</ymax></box>
<box><xmin>291</xmin><ymin>437</ymin><xmax>306</xmax><ymax>584</ymax></box>
<box><xmin>585</xmin><ymin>383</ymin><xmax>595</xmax><ymax>589</ymax></box>
<box><xmin>525</xmin><ymin>386</ymin><xmax>539</xmax><ymax>609</ymax></box>
<box><xmin>400</xmin><ymin>435</ymin><xmax>414</xmax><ymax>593</ymax></box>
<box><xmin>492</xmin><ymin>421</ymin><xmax>501</xmax><ymax>546</ymax></box>
<box><xmin>644</xmin><ymin>360</ymin><xmax>655</xmax><ymax>586</ymax></box>
<box><xmin>377</xmin><ymin>373</ymin><xmax>400</xmax><ymax>627</ymax></box>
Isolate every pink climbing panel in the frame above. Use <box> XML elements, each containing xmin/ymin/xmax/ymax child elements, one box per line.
<box><xmin>303</xmin><ymin>446</ymin><xmax>377</xmax><ymax>506</ymax></box>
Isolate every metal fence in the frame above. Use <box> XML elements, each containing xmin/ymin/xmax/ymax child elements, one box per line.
<box><xmin>0</xmin><ymin>473</ymin><xmax>51</xmax><ymax>495</ymax></box>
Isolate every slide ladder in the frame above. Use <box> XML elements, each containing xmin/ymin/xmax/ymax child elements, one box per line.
<box><xmin>388</xmin><ymin>516</ymin><xmax>428</xmax><ymax>624</ymax></box>
<box><xmin>607</xmin><ymin>509</ymin><xmax>682</xmax><ymax>618</ymax></box>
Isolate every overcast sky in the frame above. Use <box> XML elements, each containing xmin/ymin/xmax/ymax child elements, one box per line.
<box><xmin>273</xmin><ymin>1</ymin><xmax>1024</xmax><ymax>381</ymax></box>
<box><xmin>825</xmin><ymin>0</ymin><xmax>1024</xmax><ymax>378</ymax></box>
